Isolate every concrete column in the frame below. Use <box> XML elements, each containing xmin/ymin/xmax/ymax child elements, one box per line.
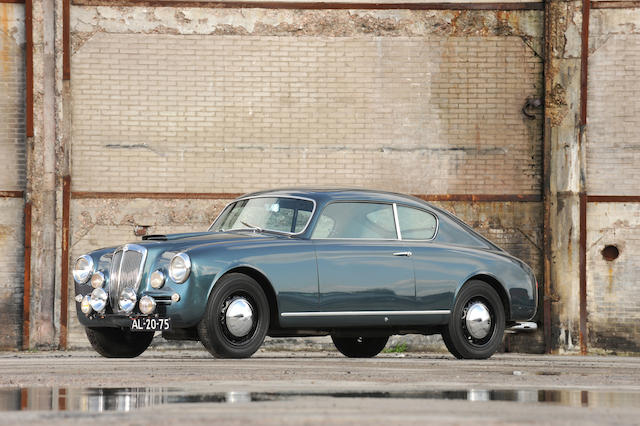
<box><xmin>26</xmin><ymin>0</ymin><xmax>59</xmax><ymax>348</ymax></box>
<box><xmin>544</xmin><ymin>0</ymin><xmax>586</xmax><ymax>352</ymax></box>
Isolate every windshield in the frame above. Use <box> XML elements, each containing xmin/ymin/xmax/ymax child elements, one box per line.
<box><xmin>209</xmin><ymin>197</ymin><xmax>315</xmax><ymax>234</ymax></box>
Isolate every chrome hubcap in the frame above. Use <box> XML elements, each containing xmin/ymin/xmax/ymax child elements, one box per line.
<box><xmin>224</xmin><ymin>298</ymin><xmax>254</xmax><ymax>338</ymax></box>
<box><xmin>465</xmin><ymin>302</ymin><xmax>492</xmax><ymax>339</ymax></box>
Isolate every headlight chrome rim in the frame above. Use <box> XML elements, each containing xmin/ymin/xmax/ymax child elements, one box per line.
<box><xmin>169</xmin><ymin>253</ymin><xmax>191</xmax><ymax>284</ymax></box>
<box><xmin>150</xmin><ymin>270</ymin><xmax>166</xmax><ymax>289</ymax></box>
<box><xmin>90</xmin><ymin>271</ymin><xmax>106</xmax><ymax>289</ymax></box>
<box><xmin>119</xmin><ymin>288</ymin><xmax>137</xmax><ymax>313</ymax></box>
<box><xmin>139</xmin><ymin>295</ymin><xmax>157</xmax><ymax>315</ymax></box>
<box><xmin>89</xmin><ymin>288</ymin><xmax>108</xmax><ymax>313</ymax></box>
<box><xmin>73</xmin><ymin>255</ymin><xmax>94</xmax><ymax>284</ymax></box>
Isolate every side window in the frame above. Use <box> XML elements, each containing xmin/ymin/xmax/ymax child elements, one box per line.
<box><xmin>311</xmin><ymin>202</ymin><xmax>397</xmax><ymax>239</ymax></box>
<box><xmin>397</xmin><ymin>206</ymin><xmax>437</xmax><ymax>240</ymax></box>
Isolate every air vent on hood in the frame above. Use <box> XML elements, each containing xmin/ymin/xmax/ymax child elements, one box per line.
<box><xmin>142</xmin><ymin>234</ymin><xmax>168</xmax><ymax>241</ymax></box>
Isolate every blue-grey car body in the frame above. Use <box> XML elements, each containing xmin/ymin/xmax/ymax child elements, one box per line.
<box><xmin>74</xmin><ymin>188</ymin><xmax>537</xmax><ymax>335</ymax></box>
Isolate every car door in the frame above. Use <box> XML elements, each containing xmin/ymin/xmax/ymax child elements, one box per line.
<box><xmin>395</xmin><ymin>205</ymin><xmax>457</xmax><ymax>312</ymax></box>
<box><xmin>311</xmin><ymin>202</ymin><xmax>416</xmax><ymax>320</ymax></box>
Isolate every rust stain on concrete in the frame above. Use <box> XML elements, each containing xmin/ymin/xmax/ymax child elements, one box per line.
<box><xmin>1</xmin><ymin>4</ymin><xmax>11</xmax><ymax>74</ymax></box>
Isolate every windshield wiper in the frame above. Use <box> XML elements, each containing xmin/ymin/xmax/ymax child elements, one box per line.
<box><xmin>239</xmin><ymin>221</ymin><xmax>293</xmax><ymax>237</ymax></box>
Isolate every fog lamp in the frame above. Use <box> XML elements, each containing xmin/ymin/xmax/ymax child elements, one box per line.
<box><xmin>119</xmin><ymin>288</ymin><xmax>137</xmax><ymax>313</ymax></box>
<box><xmin>139</xmin><ymin>295</ymin><xmax>157</xmax><ymax>315</ymax></box>
<box><xmin>149</xmin><ymin>270</ymin><xmax>165</xmax><ymax>289</ymax></box>
<box><xmin>90</xmin><ymin>271</ymin><xmax>105</xmax><ymax>289</ymax></box>
<box><xmin>89</xmin><ymin>288</ymin><xmax>108</xmax><ymax>313</ymax></box>
<box><xmin>81</xmin><ymin>295</ymin><xmax>92</xmax><ymax>315</ymax></box>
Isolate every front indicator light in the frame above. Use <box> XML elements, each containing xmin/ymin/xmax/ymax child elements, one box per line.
<box><xmin>150</xmin><ymin>270</ymin><xmax>165</xmax><ymax>289</ymax></box>
<box><xmin>139</xmin><ymin>296</ymin><xmax>157</xmax><ymax>315</ymax></box>
<box><xmin>119</xmin><ymin>288</ymin><xmax>137</xmax><ymax>313</ymax></box>
<box><xmin>89</xmin><ymin>288</ymin><xmax>107</xmax><ymax>313</ymax></box>
<box><xmin>81</xmin><ymin>295</ymin><xmax>92</xmax><ymax>315</ymax></box>
<box><xmin>90</xmin><ymin>271</ymin><xmax>105</xmax><ymax>289</ymax></box>
<box><xmin>171</xmin><ymin>293</ymin><xmax>180</xmax><ymax>303</ymax></box>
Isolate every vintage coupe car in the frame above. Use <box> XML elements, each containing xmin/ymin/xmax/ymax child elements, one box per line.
<box><xmin>73</xmin><ymin>189</ymin><xmax>537</xmax><ymax>359</ymax></box>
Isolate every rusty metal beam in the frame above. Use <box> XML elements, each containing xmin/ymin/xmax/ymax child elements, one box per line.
<box><xmin>413</xmin><ymin>194</ymin><xmax>542</xmax><ymax>202</ymax></box>
<box><xmin>71</xmin><ymin>191</ymin><xmax>244</xmax><ymax>200</ymax></box>
<box><xmin>591</xmin><ymin>1</ymin><xmax>640</xmax><ymax>8</ymax></box>
<box><xmin>579</xmin><ymin>192</ymin><xmax>587</xmax><ymax>355</ymax></box>
<box><xmin>22</xmin><ymin>201</ymin><xmax>32</xmax><ymax>350</ymax></box>
<box><xmin>25</xmin><ymin>0</ymin><xmax>33</xmax><ymax>137</ymax></box>
<box><xmin>59</xmin><ymin>176</ymin><xmax>71</xmax><ymax>350</ymax></box>
<box><xmin>63</xmin><ymin>0</ymin><xmax>70</xmax><ymax>80</ymax></box>
<box><xmin>70</xmin><ymin>192</ymin><xmax>542</xmax><ymax>202</ymax></box>
<box><xmin>586</xmin><ymin>195</ymin><xmax>640</xmax><ymax>203</ymax></box>
<box><xmin>0</xmin><ymin>0</ymin><xmax>25</xmax><ymax>3</ymax></box>
<box><xmin>0</xmin><ymin>190</ymin><xmax>24</xmax><ymax>198</ymax></box>
<box><xmin>71</xmin><ymin>0</ymin><xmax>544</xmax><ymax>10</ymax></box>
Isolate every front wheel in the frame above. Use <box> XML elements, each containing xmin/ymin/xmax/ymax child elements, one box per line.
<box><xmin>442</xmin><ymin>280</ymin><xmax>505</xmax><ymax>359</ymax></box>
<box><xmin>197</xmin><ymin>273</ymin><xmax>270</xmax><ymax>359</ymax></box>
<box><xmin>85</xmin><ymin>327</ymin><xmax>154</xmax><ymax>358</ymax></box>
<box><xmin>331</xmin><ymin>335</ymin><xmax>389</xmax><ymax>358</ymax></box>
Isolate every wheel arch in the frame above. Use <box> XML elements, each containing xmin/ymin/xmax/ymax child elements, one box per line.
<box><xmin>462</xmin><ymin>274</ymin><xmax>511</xmax><ymax>321</ymax></box>
<box><xmin>217</xmin><ymin>266</ymin><xmax>281</xmax><ymax>329</ymax></box>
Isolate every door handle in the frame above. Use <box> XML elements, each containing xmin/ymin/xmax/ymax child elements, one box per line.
<box><xmin>392</xmin><ymin>251</ymin><xmax>412</xmax><ymax>257</ymax></box>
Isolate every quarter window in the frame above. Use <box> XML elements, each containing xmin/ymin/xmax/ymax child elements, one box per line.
<box><xmin>397</xmin><ymin>206</ymin><xmax>437</xmax><ymax>240</ymax></box>
<box><xmin>311</xmin><ymin>202</ymin><xmax>397</xmax><ymax>239</ymax></box>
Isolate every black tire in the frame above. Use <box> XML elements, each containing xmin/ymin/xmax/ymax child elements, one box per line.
<box><xmin>85</xmin><ymin>327</ymin><xmax>154</xmax><ymax>358</ymax></box>
<box><xmin>331</xmin><ymin>335</ymin><xmax>389</xmax><ymax>358</ymax></box>
<box><xmin>197</xmin><ymin>273</ymin><xmax>270</xmax><ymax>359</ymax></box>
<box><xmin>442</xmin><ymin>280</ymin><xmax>506</xmax><ymax>359</ymax></box>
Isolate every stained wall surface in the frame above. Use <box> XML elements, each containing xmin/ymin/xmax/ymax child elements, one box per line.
<box><xmin>0</xmin><ymin>3</ymin><xmax>25</xmax><ymax>350</ymax></box>
<box><xmin>586</xmin><ymin>9</ymin><xmax>640</xmax><ymax>353</ymax></box>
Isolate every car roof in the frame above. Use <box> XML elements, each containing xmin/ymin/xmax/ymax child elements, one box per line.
<box><xmin>239</xmin><ymin>187</ymin><xmax>433</xmax><ymax>209</ymax></box>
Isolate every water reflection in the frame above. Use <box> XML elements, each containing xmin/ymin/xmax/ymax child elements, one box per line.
<box><xmin>0</xmin><ymin>387</ymin><xmax>638</xmax><ymax>412</ymax></box>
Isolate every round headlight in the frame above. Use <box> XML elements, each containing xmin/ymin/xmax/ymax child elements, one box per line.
<box><xmin>89</xmin><ymin>288</ymin><xmax>108</xmax><ymax>312</ymax></box>
<box><xmin>169</xmin><ymin>253</ymin><xmax>191</xmax><ymax>283</ymax></box>
<box><xmin>139</xmin><ymin>295</ymin><xmax>157</xmax><ymax>315</ymax></box>
<box><xmin>73</xmin><ymin>255</ymin><xmax>94</xmax><ymax>284</ymax></box>
<box><xmin>81</xmin><ymin>295</ymin><xmax>92</xmax><ymax>315</ymax></box>
<box><xmin>119</xmin><ymin>288</ymin><xmax>137</xmax><ymax>313</ymax></box>
<box><xmin>90</xmin><ymin>271</ymin><xmax>105</xmax><ymax>289</ymax></box>
<box><xmin>149</xmin><ymin>270</ymin><xmax>165</xmax><ymax>289</ymax></box>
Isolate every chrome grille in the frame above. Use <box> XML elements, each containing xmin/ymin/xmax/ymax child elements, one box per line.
<box><xmin>109</xmin><ymin>244</ymin><xmax>147</xmax><ymax>313</ymax></box>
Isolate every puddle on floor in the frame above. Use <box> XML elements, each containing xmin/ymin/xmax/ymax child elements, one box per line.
<box><xmin>0</xmin><ymin>387</ymin><xmax>638</xmax><ymax>412</ymax></box>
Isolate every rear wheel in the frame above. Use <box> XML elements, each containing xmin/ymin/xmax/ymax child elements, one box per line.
<box><xmin>442</xmin><ymin>280</ymin><xmax>505</xmax><ymax>359</ymax></box>
<box><xmin>85</xmin><ymin>327</ymin><xmax>154</xmax><ymax>358</ymax></box>
<box><xmin>331</xmin><ymin>335</ymin><xmax>389</xmax><ymax>358</ymax></box>
<box><xmin>198</xmin><ymin>273</ymin><xmax>270</xmax><ymax>359</ymax></box>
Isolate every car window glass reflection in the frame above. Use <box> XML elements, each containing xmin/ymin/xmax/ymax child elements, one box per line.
<box><xmin>397</xmin><ymin>206</ymin><xmax>437</xmax><ymax>240</ymax></box>
<box><xmin>311</xmin><ymin>202</ymin><xmax>397</xmax><ymax>239</ymax></box>
<box><xmin>212</xmin><ymin>197</ymin><xmax>314</xmax><ymax>233</ymax></box>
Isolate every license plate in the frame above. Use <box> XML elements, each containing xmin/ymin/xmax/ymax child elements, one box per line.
<box><xmin>130</xmin><ymin>317</ymin><xmax>171</xmax><ymax>332</ymax></box>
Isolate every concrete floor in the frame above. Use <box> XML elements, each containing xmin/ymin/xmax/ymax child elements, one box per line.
<box><xmin>1</xmin><ymin>349</ymin><xmax>639</xmax><ymax>425</ymax></box>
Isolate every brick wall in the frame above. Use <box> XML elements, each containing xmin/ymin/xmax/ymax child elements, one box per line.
<box><xmin>0</xmin><ymin>3</ymin><xmax>25</xmax><ymax>350</ymax></box>
<box><xmin>0</xmin><ymin>3</ymin><xmax>26</xmax><ymax>191</ymax></box>
<box><xmin>70</xmin><ymin>33</ymin><xmax>542</xmax><ymax>195</ymax></box>
<box><xmin>586</xmin><ymin>10</ymin><xmax>640</xmax><ymax>353</ymax></box>
<box><xmin>586</xmin><ymin>203</ymin><xmax>640</xmax><ymax>353</ymax></box>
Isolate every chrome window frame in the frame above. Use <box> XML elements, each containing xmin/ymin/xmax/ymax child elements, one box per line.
<box><xmin>208</xmin><ymin>195</ymin><xmax>317</xmax><ymax>236</ymax></box>
<box><xmin>395</xmin><ymin>203</ymin><xmax>439</xmax><ymax>242</ymax></box>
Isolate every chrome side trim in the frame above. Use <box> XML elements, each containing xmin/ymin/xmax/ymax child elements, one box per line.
<box><xmin>281</xmin><ymin>310</ymin><xmax>450</xmax><ymax>317</ymax></box>
<box><xmin>507</xmin><ymin>322</ymin><xmax>538</xmax><ymax>332</ymax></box>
